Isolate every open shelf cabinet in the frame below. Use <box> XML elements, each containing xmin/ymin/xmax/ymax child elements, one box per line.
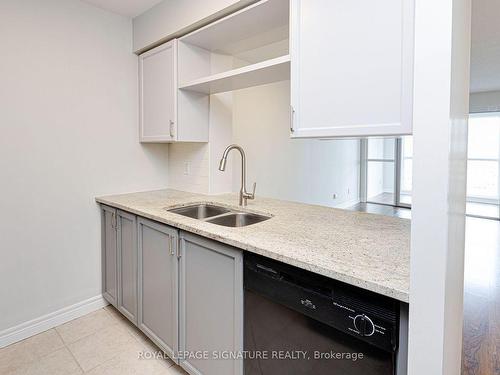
<box><xmin>178</xmin><ymin>0</ymin><xmax>290</xmax><ymax>92</ymax></box>
<box><xmin>179</xmin><ymin>55</ymin><xmax>290</xmax><ymax>94</ymax></box>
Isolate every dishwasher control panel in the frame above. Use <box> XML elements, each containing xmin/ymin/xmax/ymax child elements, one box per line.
<box><xmin>244</xmin><ymin>252</ymin><xmax>400</xmax><ymax>353</ymax></box>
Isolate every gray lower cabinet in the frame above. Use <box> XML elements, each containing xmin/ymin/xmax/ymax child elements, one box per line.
<box><xmin>101</xmin><ymin>205</ymin><xmax>117</xmax><ymax>307</ymax></box>
<box><xmin>101</xmin><ymin>206</ymin><xmax>138</xmax><ymax>321</ymax></box>
<box><xmin>117</xmin><ymin>210</ymin><xmax>138</xmax><ymax>324</ymax></box>
<box><xmin>179</xmin><ymin>232</ymin><xmax>244</xmax><ymax>375</ymax></box>
<box><xmin>137</xmin><ymin>217</ymin><xmax>179</xmax><ymax>361</ymax></box>
<box><xmin>101</xmin><ymin>206</ymin><xmax>244</xmax><ymax>375</ymax></box>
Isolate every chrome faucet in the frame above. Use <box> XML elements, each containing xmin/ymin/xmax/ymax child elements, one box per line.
<box><xmin>218</xmin><ymin>144</ymin><xmax>256</xmax><ymax>206</ymax></box>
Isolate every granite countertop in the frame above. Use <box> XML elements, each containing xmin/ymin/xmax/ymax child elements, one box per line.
<box><xmin>96</xmin><ymin>189</ymin><xmax>410</xmax><ymax>302</ymax></box>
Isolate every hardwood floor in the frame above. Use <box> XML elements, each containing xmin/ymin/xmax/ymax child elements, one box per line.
<box><xmin>346</xmin><ymin>202</ymin><xmax>500</xmax><ymax>374</ymax></box>
<box><xmin>462</xmin><ymin>217</ymin><xmax>500</xmax><ymax>375</ymax></box>
<box><xmin>345</xmin><ymin>202</ymin><xmax>412</xmax><ymax>219</ymax></box>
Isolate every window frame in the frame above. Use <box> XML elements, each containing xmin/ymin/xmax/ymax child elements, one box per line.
<box><xmin>465</xmin><ymin>112</ymin><xmax>500</xmax><ymax>220</ymax></box>
<box><xmin>359</xmin><ymin>114</ymin><xmax>500</xmax><ymax>220</ymax></box>
<box><xmin>360</xmin><ymin>137</ymin><xmax>411</xmax><ymax>208</ymax></box>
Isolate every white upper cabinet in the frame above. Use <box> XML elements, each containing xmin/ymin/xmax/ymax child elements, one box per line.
<box><xmin>139</xmin><ymin>0</ymin><xmax>413</xmax><ymax>141</ymax></box>
<box><xmin>139</xmin><ymin>40</ymin><xmax>209</xmax><ymax>143</ymax></box>
<box><xmin>139</xmin><ymin>41</ymin><xmax>177</xmax><ymax>142</ymax></box>
<box><xmin>290</xmin><ymin>0</ymin><xmax>415</xmax><ymax>138</ymax></box>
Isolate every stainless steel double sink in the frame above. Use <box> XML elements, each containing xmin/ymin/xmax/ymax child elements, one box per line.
<box><xmin>166</xmin><ymin>204</ymin><xmax>271</xmax><ymax>227</ymax></box>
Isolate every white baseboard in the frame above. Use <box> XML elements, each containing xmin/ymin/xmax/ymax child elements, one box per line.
<box><xmin>333</xmin><ymin>198</ymin><xmax>361</xmax><ymax>209</ymax></box>
<box><xmin>0</xmin><ymin>295</ymin><xmax>109</xmax><ymax>348</ymax></box>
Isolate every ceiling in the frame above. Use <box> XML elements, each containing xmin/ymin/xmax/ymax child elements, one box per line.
<box><xmin>81</xmin><ymin>0</ymin><xmax>163</xmax><ymax>18</ymax></box>
<box><xmin>471</xmin><ymin>0</ymin><xmax>500</xmax><ymax>93</ymax></box>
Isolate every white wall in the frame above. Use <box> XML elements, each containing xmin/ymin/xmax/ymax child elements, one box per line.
<box><xmin>365</xmin><ymin>138</ymin><xmax>394</xmax><ymax>200</ymax></box>
<box><xmin>132</xmin><ymin>0</ymin><xmax>253</xmax><ymax>53</ymax></box>
<box><xmin>367</xmin><ymin>162</ymin><xmax>384</xmax><ymax>199</ymax></box>
<box><xmin>208</xmin><ymin>91</ymin><xmax>234</xmax><ymax>194</ymax></box>
<box><xmin>231</xmin><ymin>81</ymin><xmax>360</xmax><ymax>208</ymax></box>
<box><xmin>168</xmin><ymin>143</ymin><xmax>209</xmax><ymax>193</ymax></box>
<box><xmin>168</xmin><ymin>55</ymin><xmax>233</xmax><ymax>195</ymax></box>
<box><xmin>0</xmin><ymin>0</ymin><xmax>169</xmax><ymax>333</ymax></box>
<box><xmin>470</xmin><ymin>0</ymin><xmax>500</xmax><ymax>93</ymax></box>
<box><xmin>382</xmin><ymin>139</ymin><xmax>395</xmax><ymax>193</ymax></box>
<box><xmin>408</xmin><ymin>0</ymin><xmax>470</xmax><ymax>372</ymax></box>
<box><xmin>470</xmin><ymin>90</ymin><xmax>500</xmax><ymax>112</ymax></box>
<box><xmin>167</xmin><ymin>89</ymin><xmax>234</xmax><ymax>194</ymax></box>
<box><xmin>166</xmin><ymin>81</ymin><xmax>360</xmax><ymax>208</ymax></box>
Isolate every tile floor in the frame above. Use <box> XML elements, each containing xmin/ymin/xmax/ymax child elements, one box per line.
<box><xmin>0</xmin><ymin>305</ymin><xmax>188</xmax><ymax>375</ymax></box>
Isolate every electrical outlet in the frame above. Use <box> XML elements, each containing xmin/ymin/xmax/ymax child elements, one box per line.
<box><xmin>184</xmin><ymin>162</ymin><xmax>191</xmax><ymax>175</ymax></box>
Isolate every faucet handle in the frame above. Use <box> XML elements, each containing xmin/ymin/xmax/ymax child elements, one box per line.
<box><xmin>250</xmin><ymin>182</ymin><xmax>256</xmax><ymax>199</ymax></box>
<box><xmin>242</xmin><ymin>182</ymin><xmax>256</xmax><ymax>205</ymax></box>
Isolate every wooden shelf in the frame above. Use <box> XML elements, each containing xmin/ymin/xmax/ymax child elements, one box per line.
<box><xmin>178</xmin><ymin>55</ymin><xmax>290</xmax><ymax>94</ymax></box>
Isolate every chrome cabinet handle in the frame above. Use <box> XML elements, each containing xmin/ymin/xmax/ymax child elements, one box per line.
<box><xmin>176</xmin><ymin>238</ymin><xmax>181</xmax><ymax>259</ymax></box>
<box><xmin>169</xmin><ymin>236</ymin><xmax>174</xmax><ymax>256</ymax></box>
<box><xmin>169</xmin><ymin>120</ymin><xmax>175</xmax><ymax>138</ymax></box>
<box><xmin>290</xmin><ymin>106</ymin><xmax>295</xmax><ymax>133</ymax></box>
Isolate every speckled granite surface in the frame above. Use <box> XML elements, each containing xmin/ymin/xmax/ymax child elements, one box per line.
<box><xmin>96</xmin><ymin>189</ymin><xmax>410</xmax><ymax>302</ymax></box>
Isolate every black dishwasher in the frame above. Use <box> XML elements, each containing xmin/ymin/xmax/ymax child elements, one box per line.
<box><xmin>244</xmin><ymin>253</ymin><xmax>403</xmax><ymax>375</ymax></box>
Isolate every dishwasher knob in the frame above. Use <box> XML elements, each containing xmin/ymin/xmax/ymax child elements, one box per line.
<box><xmin>353</xmin><ymin>314</ymin><xmax>375</xmax><ymax>336</ymax></box>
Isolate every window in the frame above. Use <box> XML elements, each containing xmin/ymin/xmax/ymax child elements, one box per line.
<box><xmin>360</xmin><ymin>115</ymin><xmax>500</xmax><ymax>220</ymax></box>
<box><xmin>366</xmin><ymin>139</ymin><xmax>396</xmax><ymax>205</ymax></box>
<box><xmin>400</xmin><ymin>136</ymin><xmax>413</xmax><ymax>205</ymax></box>
<box><xmin>361</xmin><ymin>136</ymin><xmax>412</xmax><ymax>208</ymax></box>
<box><xmin>466</xmin><ymin>113</ymin><xmax>500</xmax><ymax>219</ymax></box>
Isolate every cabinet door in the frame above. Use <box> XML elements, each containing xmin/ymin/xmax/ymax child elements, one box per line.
<box><xmin>179</xmin><ymin>232</ymin><xmax>243</xmax><ymax>375</ymax></box>
<box><xmin>101</xmin><ymin>206</ymin><xmax>117</xmax><ymax>307</ymax></box>
<box><xmin>290</xmin><ymin>0</ymin><xmax>414</xmax><ymax>138</ymax></box>
<box><xmin>137</xmin><ymin>218</ymin><xmax>179</xmax><ymax>360</ymax></box>
<box><xmin>139</xmin><ymin>40</ymin><xmax>177</xmax><ymax>142</ymax></box>
<box><xmin>117</xmin><ymin>210</ymin><xmax>138</xmax><ymax>324</ymax></box>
